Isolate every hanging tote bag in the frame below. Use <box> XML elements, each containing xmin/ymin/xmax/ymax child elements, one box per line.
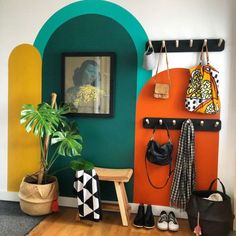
<box><xmin>145</xmin><ymin>122</ymin><xmax>174</xmax><ymax>189</ymax></box>
<box><xmin>186</xmin><ymin>178</ymin><xmax>234</xmax><ymax>236</ymax></box>
<box><xmin>185</xmin><ymin>44</ymin><xmax>220</xmax><ymax>114</ymax></box>
<box><xmin>152</xmin><ymin>44</ymin><xmax>171</xmax><ymax>99</ymax></box>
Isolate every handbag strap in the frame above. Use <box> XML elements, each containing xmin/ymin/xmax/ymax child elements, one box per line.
<box><xmin>145</xmin><ymin>153</ymin><xmax>174</xmax><ymax>189</ymax></box>
<box><xmin>154</xmin><ymin>44</ymin><xmax>171</xmax><ymax>87</ymax></box>
<box><xmin>200</xmin><ymin>43</ymin><xmax>209</xmax><ymax>65</ymax></box>
<box><xmin>146</xmin><ymin>121</ymin><xmax>173</xmax><ymax>190</ymax></box>
<box><xmin>208</xmin><ymin>178</ymin><xmax>226</xmax><ymax>194</ymax></box>
<box><xmin>199</xmin><ymin>43</ymin><xmax>220</xmax><ymax>103</ymax></box>
<box><xmin>150</xmin><ymin>121</ymin><xmax>171</xmax><ymax>142</ymax></box>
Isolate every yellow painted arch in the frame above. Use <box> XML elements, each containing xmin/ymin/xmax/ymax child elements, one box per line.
<box><xmin>8</xmin><ymin>44</ymin><xmax>42</xmax><ymax>191</ymax></box>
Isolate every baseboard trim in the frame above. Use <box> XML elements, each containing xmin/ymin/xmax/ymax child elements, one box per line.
<box><xmin>0</xmin><ymin>191</ymin><xmax>187</xmax><ymax>219</ymax></box>
<box><xmin>0</xmin><ymin>191</ymin><xmax>19</xmax><ymax>201</ymax></box>
<box><xmin>2</xmin><ymin>191</ymin><xmax>236</xmax><ymax>230</ymax></box>
<box><xmin>4</xmin><ymin>191</ymin><xmax>236</xmax><ymax>230</ymax></box>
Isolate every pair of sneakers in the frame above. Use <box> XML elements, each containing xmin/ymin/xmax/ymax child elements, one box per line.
<box><xmin>157</xmin><ymin>211</ymin><xmax>179</xmax><ymax>231</ymax></box>
<box><xmin>133</xmin><ymin>204</ymin><xmax>155</xmax><ymax>229</ymax></box>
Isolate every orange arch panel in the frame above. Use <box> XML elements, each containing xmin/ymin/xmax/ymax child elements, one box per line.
<box><xmin>134</xmin><ymin>68</ymin><xmax>219</xmax><ymax>205</ymax></box>
<box><xmin>8</xmin><ymin>44</ymin><xmax>42</xmax><ymax>191</ymax></box>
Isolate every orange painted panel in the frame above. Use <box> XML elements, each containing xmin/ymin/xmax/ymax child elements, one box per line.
<box><xmin>134</xmin><ymin>68</ymin><xmax>219</xmax><ymax>205</ymax></box>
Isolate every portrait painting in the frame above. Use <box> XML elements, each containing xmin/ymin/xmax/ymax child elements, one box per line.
<box><xmin>62</xmin><ymin>52</ymin><xmax>115</xmax><ymax>117</ymax></box>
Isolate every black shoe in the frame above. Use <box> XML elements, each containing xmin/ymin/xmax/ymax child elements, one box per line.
<box><xmin>144</xmin><ymin>205</ymin><xmax>155</xmax><ymax>229</ymax></box>
<box><xmin>133</xmin><ymin>204</ymin><xmax>145</xmax><ymax>228</ymax></box>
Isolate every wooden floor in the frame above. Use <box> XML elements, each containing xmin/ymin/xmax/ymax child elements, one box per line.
<box><xmin>28</xmin><ymin>207</ymin><xmax>194</xmax><ymax>236</ymax></box>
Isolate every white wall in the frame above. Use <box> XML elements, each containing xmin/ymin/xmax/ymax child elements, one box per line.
<box><xmin>230</xmin><ymin>1</ymin><xmax>236</xmax><ymax>229</ymax></box>
<box><xmin>0</xmin><ymin>0</ymin><xmax>235</xmax><ymax>206</ymax></box>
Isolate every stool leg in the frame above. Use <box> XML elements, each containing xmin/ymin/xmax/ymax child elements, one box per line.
<box><xmin>114</xmin><ymin>182</ymin><xmax>129</xmax><ymax>226</ymax></box>
<box><xmin>120</xmin><ymin>181</ymin><xmax>130</xmax><ymax>212</ymax></box>
<box><xmin>75</xmin><ymin>210</ymin><xmax>80</xmax><ymax>221</ymax></box>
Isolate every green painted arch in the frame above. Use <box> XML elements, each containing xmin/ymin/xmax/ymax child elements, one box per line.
<box><xmin>33</xmin><ymin>0</ymin><xmax>151</xmax><ymax>97</ymax></box>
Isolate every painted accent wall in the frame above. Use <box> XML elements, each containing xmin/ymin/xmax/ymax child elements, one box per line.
<box><xmin>42</xmin><ymin>14</ymin><xmax>137</xmax><ymax>200</ymax></box>
<box><xmin>1</xmin><ymin>1</ymin><xmax>235</xmax><ymax>223</ymax></box>
<box><xmin>8</xmin><ymin>44</ymin><xmax>42</xmax><ymax>191</ymax></box>
<box><xmin>134</xmin><ymin>68</ymin><xmax>219</xmax><ymax>205</ymax></box>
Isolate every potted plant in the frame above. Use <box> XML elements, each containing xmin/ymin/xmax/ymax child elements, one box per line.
<box><xmin>18</xmin><ymin>93</ymin><xmax>93</xmax><ymax>216</ymax></box>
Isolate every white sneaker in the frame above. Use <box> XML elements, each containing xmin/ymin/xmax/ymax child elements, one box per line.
<box><xmin>168</xmin><ymin>211</ymin><xmax>179</xmax><ymax>231</ymax></box>
<box><xmin>157</xmin><ymin>211</ymin><xmax>168</xmax><ymax>231</ymax></box>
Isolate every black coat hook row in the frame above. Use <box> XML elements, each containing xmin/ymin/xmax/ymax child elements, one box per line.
<box><xmin>146</xmin><ymin>39</ymin><xmax>225</xmax><ymax>53</ymax></box>
<box><xmin>143</xmin><ymin>117</ymin><xmax>221</xmax><ymax>132</ymax></box>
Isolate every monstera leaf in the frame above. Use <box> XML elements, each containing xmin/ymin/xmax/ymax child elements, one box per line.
<box><xmin>20</xmin><ymin>103</ymin><xmax>70</xmax><ymax>137</ymax></box>
<box><xmin>51</xmin><ymin>126</ymin><xmax>82</xmax><ymax>157</ymax></box>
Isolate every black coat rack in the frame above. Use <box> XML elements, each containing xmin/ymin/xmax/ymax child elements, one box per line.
<box><xmin>143</xmin><ymin>117</ymin><xmax>221</xmax><ymax>132</ymax></box>
<box><xmin>146</xmin><ymin>39</ymin><xmax>225</xmax><ymax>53</ymax></box>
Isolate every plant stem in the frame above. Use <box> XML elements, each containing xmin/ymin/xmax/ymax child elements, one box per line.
<box><xmin>46</xmin><ymin>146</ymin><xmax>60</xmax><ymax>172</ymax></box>
<box><xmin>50</xmin><ymin>166</ymin><xmax>70</xmax><ymax>176</ymax></box>
<box><xmin>38</xmin><ymin>93</ymin><xmax>57</xmax><ymax>184</ymax></box>
<box><xmin>40</xmin><ymin>138</ymin><xmax>47</xmax><ymax>168</ymax></box>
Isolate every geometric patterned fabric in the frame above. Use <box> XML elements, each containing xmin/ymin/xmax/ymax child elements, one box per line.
<box><xmin>73</xmin><ymin>169</ymin><xmax>102</xmax><ymax>221</ymax></box>
<box><xmin>185</xmin><ymin>62</ymin><xmax>220</xmax><ymax>114</ymax></box>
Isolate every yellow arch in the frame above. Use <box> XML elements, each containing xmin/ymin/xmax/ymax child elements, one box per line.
<box><xmin>8</xmin><ymin>44</ymin><xmax>42</xmax><ymax>191</ymax></box>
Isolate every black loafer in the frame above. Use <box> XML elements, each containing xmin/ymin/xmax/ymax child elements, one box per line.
<box><xmin>133</xmin><ymin>204</ymin><xmax>145</xmax><ymax>228</ymax></box>
<box><xmin>144</xmin><ymin>205</ymin><xmax>155</xmax><ymax>229</ymax></box>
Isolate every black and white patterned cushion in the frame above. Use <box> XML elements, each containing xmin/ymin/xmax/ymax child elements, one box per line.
<box><xmin>73</xmin><ymin>169</ymin><xmax>102</xmax><ymax>221</ymax></box>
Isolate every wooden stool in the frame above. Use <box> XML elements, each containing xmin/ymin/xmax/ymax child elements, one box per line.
<box><xmin>94</xmin><ymin>167</ymin><xmax>133</xmax><ymax>226</ymax></box>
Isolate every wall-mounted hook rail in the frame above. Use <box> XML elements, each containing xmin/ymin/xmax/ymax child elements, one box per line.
<box><xmin>143</xmin><ymin>117</ymin><xmax>221</xmax><ymax>132</ymax></box>
<box><xmin>145</xmin><ymin>39</ymin><xmax>225</xmax><ymax>53</ymax></box>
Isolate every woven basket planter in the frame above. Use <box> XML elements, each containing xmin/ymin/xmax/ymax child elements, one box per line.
<box><xmin>18</xmin><ymin>176</ymin><xmax>58</xmax><ymax>216</ymax></box>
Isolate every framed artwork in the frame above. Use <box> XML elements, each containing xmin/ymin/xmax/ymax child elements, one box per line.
<box><xmin>62</xmin><ymin>52</ymin><xmax>115</xmax><ymax>117</ymax></box>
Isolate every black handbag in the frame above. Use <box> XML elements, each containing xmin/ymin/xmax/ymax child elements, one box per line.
<box><xmin>145</xmin><ymin>122</ymin><xmax>174</xmax><ymax>189</ymax></box>
<box><xmin>186</xmin><ymin>178</ymin><xmax>234</xmax><ymax>236</ymax></box>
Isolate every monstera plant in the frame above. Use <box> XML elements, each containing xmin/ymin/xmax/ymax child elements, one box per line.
<box><xmin>18</xmin><ymin>93</ymin><xmax>93</xmax><ymax>216</ymax></box>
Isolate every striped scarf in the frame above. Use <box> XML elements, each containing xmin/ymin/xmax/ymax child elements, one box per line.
<box><xmin>170</xmin><ymin>119</ymin><xmax>196</xmax><ymax>209</ymax></box>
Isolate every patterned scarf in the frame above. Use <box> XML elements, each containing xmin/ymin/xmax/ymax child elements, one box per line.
<box><xmin>170</xmin><ymin>119</ymin><xmax>196</xmax><ymax>209</ymax></box>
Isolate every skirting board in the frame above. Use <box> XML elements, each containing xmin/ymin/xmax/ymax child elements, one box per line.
<box><xmin>2</xmin><ymin>190</ymin><xmax>236</xmax><ymax>231</ymax></box>
<box><xmin>2</xmin><ymin>191</ymin><xmax>236</xmax><ymax>232</ymax></box>
<box><xmin>58</xmin><ymin>195</ymin><xmax>188</xmax><ymax>219</ymax></box>
<box><xmin>0</xmin><ymin>191</ymin><xmax>187</xmax><ymax>218</ymax></box>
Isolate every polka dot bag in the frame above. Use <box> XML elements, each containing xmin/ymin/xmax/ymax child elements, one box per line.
<box><xmin>185</xmin><ymin>44</ymin><xmax>220</xmax><ymax>114</ymax></box>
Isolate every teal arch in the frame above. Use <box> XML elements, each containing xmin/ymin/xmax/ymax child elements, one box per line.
<box><xmin>33</xmin><ymin>0</ymin><xmax>151</xmax><ymax>96</ymax></box>
<box><xmin>42</xmin><ymin>14</ymin><xmax>138</xmax><ymax>200</ymax></box>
